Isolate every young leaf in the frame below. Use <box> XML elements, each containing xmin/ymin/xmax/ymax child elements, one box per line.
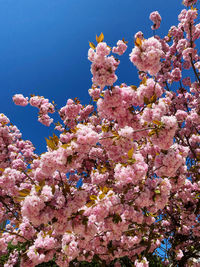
<box><xmin>90</xmin><ymin>195</ymin><xmax>97</xmax><ymax>201</ymax></box>
<box><xmin>102</xmin><ymin>186</ymin><xmax>109</xmax><ymax>194</ymax></box>
<box><xmin>141</xmin><ymin>76</ymin><xmax>147</xmax><ymax>85</ymax></box>
<box><xmin>122</xmin><ymin>37</ymin><xmax>128</xmax><ymax>44</ymax></box>
<box><xmin>61</xmin><ymin>143</ymin><xmax>70</xmax><ymax>149</ymax></box>
<box><xmin>96</xmin><ymin>32</ymin><xmax>104</xmax><ymax>43</ymax></box>
<box><xmin>18</xmin><ymin>188</ymin><xmax>31</xmax><ymax>197</ymax></box>
<box><xmin>150</xmin><ymin>94</ymin><xmax>157</xmax><ymax>103</ymax></box>
<box><xmin>130</xmin><ymin>85</ymin><xmax>137</xmax><ymax>91</ymax></box>
<box><xmin>135</xmin><ymin>37</ymin><xmax>142</xmax><ymax>47</ymax></box>
<box><xmin>99</xmin><ymin>193</ymin><xmax>105</xmax><ymax>200</ymax></box>
<box><xmin>89</xmin><ymin>42</ymin><xmax>96</xmax><ymax>50</ymax></box>
<box><xmin>35</xmin><ymin>185</ymin><xmax>41</xmax><ymax>193</ymax></box>
<box><xmin>152</xmin><ymin>120</ymin><xmax>162</xmax><ymax>126</ymax></box>
<box><xmin>148</xmin><ymin>129</ymin><xmax>156</xmax><ymax>137</ymax></box>
<box><xmin>127</xmin><ymin>147</ymin><xmax>134</xmax><ymax>159</ymax></box>
<box><xmin>144</xmin><ymin>96</ymin><xmax>150</xmax><ymax>105</ymax></box>
<box><xmin>86</xmin><ymin>200</ymin><xmax>95</xmax><ymax>207</ymax></box>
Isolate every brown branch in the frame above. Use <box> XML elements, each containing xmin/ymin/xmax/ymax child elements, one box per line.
<box><xmin>21</xmin><ymin>170</ymin><xmax>36</xmax><ymax>185</ymax></box>
<box><xmin>0</xmin><ymin>196</ymin><xmax>19</xmax><ymax>220</ymax></box>
<box><xmin>0</xmin><ymin>229</ymin><xmax>29</xmax><ymax>242</ymax></box>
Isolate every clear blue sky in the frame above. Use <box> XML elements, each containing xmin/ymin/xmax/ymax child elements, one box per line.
<box><xmin>0</xmin><ymin>0</ymin><xmax>183</xmax><ymax>154</ymax></box>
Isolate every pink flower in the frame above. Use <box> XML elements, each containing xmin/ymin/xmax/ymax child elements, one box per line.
<box><xmin>29</xmin><ymin>96</ymin><xmax>43</xmax><ymax>107</ymax></box>
<box><xmin>182</xmin><ymin>0</ymin><xmax>197</xmax><ymax>7</ymax></box>
<box><xmin>176</xmin><ymin>249</ymin><xmax>184</xmax><ymax>260</ymax></box>
<box><xmin>13</xmin><ymin>94</ymin><xmax>29</xmax><ymax>106</ymax></box>
<box><xmin>150</xmin><ymin>11</ymin><xmax>162</xmax><ymax>30</ymax></box>
<box><xmin>151</xmin><ymin>116</ymin><xmax>178</xmax><ymax>150</ymax></box>
<box><xmin>0</xmin><ymin>113</ymin><xmax>10</xmax><ymax>124</ymax></box>
<box><xmin>171</xmin><ymin>68</ymin><xmax>182</xmax><ymax>82</ymax></box>
<box><xmin>96</xmin><ymin>42</ymin><xmax>110</xmax><ymax>57</ymax></box>
<box><xmin>134</xmin><ymin>257</ymin><xmax>149</xmax><ymax>267</ymax></box>
<box><xmin>130</xmin><ymin>37</ymin><xmax>164</xmax><ymax>76</ymax></box>
<box><xmin>114</xmin><ymin>153</ymin><xmax>148</xmax><ymax>186</ymax></box>
<box><xmin>38</xmin><ymin>114</ymin><xmax>53</xmax><ymax>126</ymax></box>
<box><xmin>112</xmin><ymin>40</ymin><xmax>127</xmax><ymax>55</ymax></box>
<box><xmin>88</xmin><ymin>42</ymin><xmax>119</xmax><ymax>89</ymax></box>
<box><xmin>59</xmin><ymin>99</ymin><xmax>82</xmax><ymax>121</ymax></box>
<box><xmin>22</xmin><ymin>195</ymin><xmax>45</xmax><ymax>225</ymax></box>
<box><xmin>137</xmin><ymin>78</ymin><xmax>163</xmax><ymax>105</ymax></box>
<box><xmin>182</xmin><ymin>77</ymin><xmax>191</xmax><ymax>86</ymax></box>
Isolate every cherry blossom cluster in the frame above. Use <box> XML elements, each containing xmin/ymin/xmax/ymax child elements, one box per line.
<box><xmin>129</xmin><ymin>36</ymin><xmax>164</xmax><ymax>76</ymax></box>
<box><xmin>88</xmin><ymin>42</ymin><xmax>120</xmax><ymax>89</ymax></box>
<box><xmin>150</xmin><ymin>11</ymin><xmax>162</xmax><ymax>30</ymax></box>
<box><xmin>13</xmin><ymin>94</ymin><xmax>55</xmax><ymax>126</ymax></box>
<box><xmin>1</xmin><ymin>1</ymin><xmax>200</xmax><ymax>267</ymax></box>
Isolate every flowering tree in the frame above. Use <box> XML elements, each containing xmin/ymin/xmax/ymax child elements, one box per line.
<box><xmin>0</xmin><ymin>0</ymin><xmax>200</xmax><ymax>266</ymax></box>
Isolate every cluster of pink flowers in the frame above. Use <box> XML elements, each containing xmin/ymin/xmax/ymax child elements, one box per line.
<box><xmin>1</xmin><ymin>1</ymin><xmax>200</xmax><ymax>266</ymax></box>
<box><xmin>129</xmin><ymin>36</ymin><xmax>164</xmax><ymax>76</ymax></box>
<box><xmin>88</xmin><ymin>42</ymin><xmax>119</xmax><ymax>89</ymax></box>
<box><xmin>149</xmin><ymin>11</ymin><xmax>161</xmax><ymax>30</ymax></box>
<box><xmin>13</xmin><ymin>94</ymin><xmax>55</xmax><ymax>126</ymax></box>
<box><xmin>12</xmin><ymin>94</ymin><xmax>28</xmax><ymax>106</ymax></box>
<box><xmin>114</xmin><ymin>153</ymin><xmax>148</xmax><ymax>187</ymax></box>
<box><xmin>154</xmin><ymin>144</ymin><xmax>189</xmax><ymax>177</ymax></box>
<box><xmin>151</xmin><ymin>116</ymin><xmax>178</xmax><ymax>150</ymax></box>
<box><xmin>112</xmin><ymin>40</ymin><xmax>127</xmax><ymax>55</ymax></box>
<box><xmin>136</xmin><ymin>78</ymin><xmax>163</xmax><ymax>105</ymax></box>
<box><xmin>182</xmin><ymin>0</ymin><xmax>197</xmax><ymax>7</ymax></box>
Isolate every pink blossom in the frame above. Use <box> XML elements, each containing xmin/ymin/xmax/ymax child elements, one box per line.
<box><xmin>137</xmin><ymin>78</ymin><xmax>163</xmax><ymax>105</ymax></box>
<box><xmin>176</xmin><ymin>249</ymin><xmax>184</xmax><ymax>260</ymax></box>
<box><xmin>150</xmin><ymin>11</ymin><xmax>161</xmax><ymax>30</ymax></box>
<box><xmin>13</xmin><ymin>94</ymin><xmax>28</xmax><ymax>106</ymax></box>
<box><xmin>171</xmin><ymin>68</ymin><xmax>182</xmax><ymax>82</ymax></box>
<box><xmin>112</xmin><ymin>40</ymin><xmax>127</xmax><ymax>55</ymax></box>
<box><xmin>182</xmin><ymin>77</ymin><xmax>191</xmax><ymax>86</ymax></box>
<box><xmin>38</xmin><ymin>114</ymin><xmax>53</xmax><ymax>126</ymax></box>
<box><xmin>130</xmin><ymin>37</ymin><xmax>164</xmax><ymax>76</ymax></box>
<box><xmin>29</xmin><ymin>96</ymin><xmax>43</xmax><ymax>107</ymax></box>
<box><xmin>151</xmin><ymin>116</ymin><xmax>178</xmax><ymax>150</ymax></box>
<box><xmin>0</xmin><ymin>113</ymin><xmax>10</xmax><ymax>125</ymax></box>
<box><xmin>89</xmin><ymin>42</ymin><xmax>120</xmax><ymax>89</ymax></box>
<box><xmin>134</xmin><ymin>257</ymin><xmax>149</xmax><ymax>267</ymax></box>
<box><xmin>182</xmin><ymin>0</ymin><xmax>197</xmax><ymax>7</ymax></box>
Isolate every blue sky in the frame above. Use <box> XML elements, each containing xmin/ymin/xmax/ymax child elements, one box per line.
<box><xmin>0</xmin><ymin>0</ymin><xmax>183</xmax><ymax>154</ymax></box>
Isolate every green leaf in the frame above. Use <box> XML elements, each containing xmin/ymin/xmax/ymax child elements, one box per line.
<box><xmin>122</xmin><ymin>37</ymin><xmax>128</xmax><ymax>44</ymax></box>
<box><xmin>141</xmin><ymin>76</ymin><xmax>147</xmax><ymax>85</ymax></box>
<box><xmin>52</xmin><ymin>185</ymin><xmax>56</xmax><ymax>194</ymax></box>
<box><xmin>45</xmin><ymin>134</ymin><xmax>59</xmax><ymax>150</ymax></box>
